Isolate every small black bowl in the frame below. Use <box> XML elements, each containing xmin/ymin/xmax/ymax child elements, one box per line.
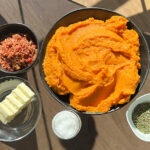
<box><xmin>0</xmin><ymin>23</ymin><xmax>39</xmax><ymax>74</ymax></box>
<box><xmin>39</xmin><ymin>8</ymin><xmax>150</xmax><ymax>115</ymax></box>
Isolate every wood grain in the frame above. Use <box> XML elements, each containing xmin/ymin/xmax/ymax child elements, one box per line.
<box><xmin>0</xmin><ymin>0</ymin><xmax>150</xmax><ymax>150</ymax></box>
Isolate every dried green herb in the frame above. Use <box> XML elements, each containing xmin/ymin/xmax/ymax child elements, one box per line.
<box><xmin>132</xmin><ymin>103</ymin><xmax>150</xmax><ymax>134</ymax></box>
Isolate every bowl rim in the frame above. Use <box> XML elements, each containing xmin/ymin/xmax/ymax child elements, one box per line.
<box><xmin>0</xmin><ymin>76</ymin><xmax>42</xmax><ymax>142</ymax></box>
<box><xmin>39</xmin><ymin>7</ymin><xmax>150</xmax><ymax>115</ymax></box>
<box><xmin>0</xmin><ymin>23</ymin><xmax>40</xmax><ymax>74</ymax></box>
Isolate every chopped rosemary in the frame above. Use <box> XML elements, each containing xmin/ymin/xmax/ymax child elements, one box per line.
<box><xmin>132</xmin><ymin>103</ymin><xmax>150</xmax><ymax>134</ymax></box>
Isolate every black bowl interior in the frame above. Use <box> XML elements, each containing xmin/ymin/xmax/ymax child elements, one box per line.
<box><xmin>39</xmin><ymin>8</ymin><xmax>149</xmax><ymax>115</ymax></box>
<box><xmin>0</xmin><ymin>23</ymin><xmax>39</xmax><ymax>74</ymax></box>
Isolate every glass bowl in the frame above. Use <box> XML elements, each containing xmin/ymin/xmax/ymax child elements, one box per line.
<box><xmin>0</xmin><ymin>76</ymin><xmax>42</xmax><ymax>142</ymax></box>
<box><xmin>52</xmin><ymin>110</ymin><xmax>82</xmax><ymax>140</ymax></box>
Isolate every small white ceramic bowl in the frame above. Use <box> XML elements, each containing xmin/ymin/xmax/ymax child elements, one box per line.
<box><xmin>126</xmin><ymin>93</ymin><xmax>150</xmax><ymax>142</ymax></box>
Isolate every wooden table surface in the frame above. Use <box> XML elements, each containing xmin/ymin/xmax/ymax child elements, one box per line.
<box><xmin>0</xmin><ymin>0</ymin><xmax>150</xmax><ymax>149</ymax></box>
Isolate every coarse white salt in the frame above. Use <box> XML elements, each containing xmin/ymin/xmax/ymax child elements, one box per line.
<box><xmin>52</xmin><ymin>110</ymin><xmax>81</xmax><ymax>140</ymax></box>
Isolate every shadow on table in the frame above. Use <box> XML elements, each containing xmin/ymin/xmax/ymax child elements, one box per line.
<box><xmin>69</xmin><ymin>0</ymin><xmax>128</xmax><ymax>9</ymax></box>
<box><xmin>4</xmin><ymin>130</ymin><xmax>38</xmax><ymax>150</ymax></box>
<box><xmin>60</xmin><ymin>115</ymin><xmax>97</xmax><ymax>150</ymax></box>
<box><xmin>93</xmin><ymin>0</ymin><xmax>128</xmax><ymax>10</ymax></box>
<box><xmin>31</xmin><ymin>39</ymin><xmax>53</xmax><ymax>150</ymax></box>
<box><xmin>144</xmin><ymin>32</ymin><xmax>150</xmax><ymax>43</ymax></box>
<box><xmin>129</xmin><ymin>10</ymin><xmax>150</xmax><ymax>33</ymax></box>
<box><xmin>0</xmin><ymin>14</ymin><xmax>7</xmax><ymax>25</ymax></box>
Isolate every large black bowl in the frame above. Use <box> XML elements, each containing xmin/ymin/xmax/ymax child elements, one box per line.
<box><xmin>39</xmin><ymin>8</ymin><xmax>149</xmax><ymax>114</ymax></box>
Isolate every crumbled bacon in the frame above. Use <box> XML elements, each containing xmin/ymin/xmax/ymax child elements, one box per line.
<box><xmin>0</xmin><ymin>34</ymin><xmax>37</xmax><ymax>72</ymax></box>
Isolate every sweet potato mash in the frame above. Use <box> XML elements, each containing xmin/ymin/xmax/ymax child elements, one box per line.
<box><xmin>43</xmin><ymin>16</ymin><xmax>140</xmax><ymax>113</ymax></box>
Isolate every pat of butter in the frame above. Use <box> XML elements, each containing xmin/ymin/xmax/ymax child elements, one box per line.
<box><xmin>6</xmin><ymin>94</ymin><xmax>24</xmax><ymax>110</ymax></box>
<box><xmin>0</xmin><ymin>103</ymin><xmax>14</xmax><ymax>120</ymax></box>
<box><xmin>0</xmin><ymin>113</ymin><xmax>7</xmax><ymax>124</ymax></box>
<box><xmin>0</xmin><ymin>82</ymin><xmax>35</xmax><ymax>125</ymax></box>
<box><xmin>12</xmin><ymin>88</ymin><xmax>30</xmax><ymax>105</ymax></box>
<box><xmin>2</xmin><ymin>100</ymin><xmax>18</xmax><ymax>115</ymax></box>
<box><xmin>17</xmin><ymin>83</ymin><xmax>35</xmax><ymax>99</ymax></box>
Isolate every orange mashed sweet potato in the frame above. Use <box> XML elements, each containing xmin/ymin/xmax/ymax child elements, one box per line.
<box><xmin>43</xmin><ymin>16</ymin><xmax>140</xmax><ymax>113</ymax></box>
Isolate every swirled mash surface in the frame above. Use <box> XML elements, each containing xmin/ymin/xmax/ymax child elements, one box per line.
<box><xmin>43</xmin><ymin>16</ymin><xmax>140</xmax><ymax>113</ymax></box>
